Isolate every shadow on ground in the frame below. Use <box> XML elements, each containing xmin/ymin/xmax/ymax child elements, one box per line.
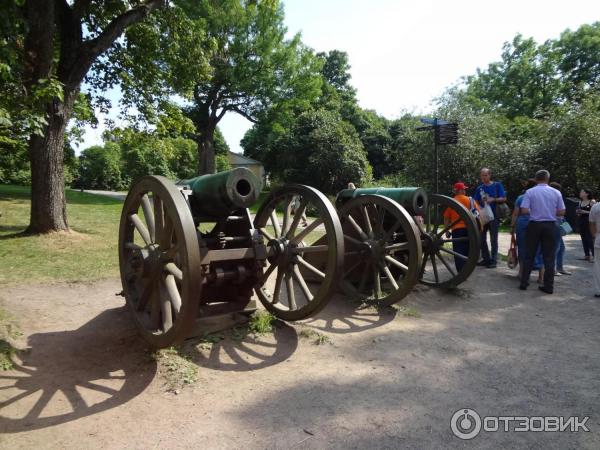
<box><xmin>183</xmin><ymin>321</ymin><xmax>299</xmax><ymax>372</ymax></box>
<box><xmin>0</xmin><ymin>307</ymin><xmax>156</xmax><ymax>433</ymax></box>
<box><xmin>299</xmin><ymin>294</ymin><xmax>397</xmax><ymax>334</ymax></box>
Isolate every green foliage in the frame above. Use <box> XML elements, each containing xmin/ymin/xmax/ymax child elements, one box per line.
<box><xmin>78</xmin><ymin>143</ymin><xmax>124</xmax><ymax>190</ymax></box>
<box><xmin>118</xmin><ymin>0</ymin><xmax>321</xmax><ymax>173</ymax></box>
<box><xmin>277</xmin><ymin>109</ymin><xmax>372</xmax><ymax>194</ymax></box>
<box><xmin>248</xmin><ymin>310</ymin><xmax>276</xmax><ymax>335</ymax></box>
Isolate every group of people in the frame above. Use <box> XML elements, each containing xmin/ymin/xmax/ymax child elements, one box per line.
<box><xmin>450</xmin><ymin>168</ymin><xmax>600</xmax><ymax>297</ymax></box>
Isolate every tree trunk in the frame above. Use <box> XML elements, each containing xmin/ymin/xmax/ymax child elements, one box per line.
<box><xmin>197</xmin><ymin>127</ymin><xmax>216</xmax><ymax>175</ymax></box>
<box><xmin>26</xmin><ymin>91</ymin><xmax>77</xmax><ymax>234</ymax></box>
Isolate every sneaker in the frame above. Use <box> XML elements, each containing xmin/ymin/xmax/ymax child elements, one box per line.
<box><xmin>538</xmin><ymin>286</ymin><xmax>553</xmax><ymax>294</ymax></box>
<box><xmin>477</xmin><ymin>260</ymin><xmax>489</xmax><ymax>267</ymax></box>
<box><xmin>486</xmin><ymin>264</ymin><xmax>497</xmax><ymax>269</ymax></box>
<box><xmin>595</xmin><ymin>294</ymin><xmax>600</xmax><ymax>298</ymax></box>
<box><xmin>519</xmin><ymin>284</ymin><xmax>528</xmax><ymax>290</ymax></box>
<box><xmin>554</xmin><ymin>272</ymin><xmax>561</xmax><ymax>277</ymax></box>
<box><xmin>558</xmin><ymin>269</ymin><xmax>572</xmax><ymax>275</ymax></box>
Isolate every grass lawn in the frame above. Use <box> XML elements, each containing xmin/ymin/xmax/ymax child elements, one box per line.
<box><xmin>0</xmin><ymin>185</ymin><xmax>123</xmax><ymax>285</ymax></box>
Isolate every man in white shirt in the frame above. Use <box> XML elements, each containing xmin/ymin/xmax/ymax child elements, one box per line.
<box><xmin>590</xmin><ymin>202</ymin><xmax>600</xmax><ymax>297</ymax></box>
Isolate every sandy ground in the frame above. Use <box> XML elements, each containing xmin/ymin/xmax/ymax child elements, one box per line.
<box><xmin>1</xmin><ymin>233</ymin><xmax>599</xmax><ymax>449</ymax></box>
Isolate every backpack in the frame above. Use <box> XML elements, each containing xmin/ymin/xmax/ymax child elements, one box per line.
<box><xmin>494</xmin><ymin>182</ymin><xmax>511</xmax><ymax>219</ymax></box>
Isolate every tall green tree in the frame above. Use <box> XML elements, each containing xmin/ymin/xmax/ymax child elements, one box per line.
<box><xmin>122</xmin><ymin>0</ymin><xmax>320</xmax><ymax>174</ymax></box>
<box><xmin>277</xmin><ymin>109</ymin><xmax>371</xmax><ymax>193</ymax></box>
<box><xmin>0</xmin><ymin>0</ymin><xmax>166</xmax><ymax>233</ymax></box>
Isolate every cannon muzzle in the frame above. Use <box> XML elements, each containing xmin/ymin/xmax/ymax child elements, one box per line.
<box><xmin>177</xmin><ymin>168</ymin><xmax>261</xmax><ymax>218</ymax></box>
<box><xmin>336</xmin><ymin>187</ymin><xmax>428</xmax><ymax>216</ymax></box>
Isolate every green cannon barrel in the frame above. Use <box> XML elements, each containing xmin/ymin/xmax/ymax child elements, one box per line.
<box><xmin>336</xmin><ymin>187</ymin><xmax>428</xmax><ymax>216</ymax></box>
<box><xmin>177</xmin><ymin>168</ymin><xmax>261</xmax><ymax>218</ymax></box>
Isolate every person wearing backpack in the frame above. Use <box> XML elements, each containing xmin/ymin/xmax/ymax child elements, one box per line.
<box><xmin>443</xmin><ymin>182</ymin><xmax>479</xmax><ymax>271</ymax></box>
<box><xmin>473</xmin><ymin>168</ymin><xmax>508</xmax><ymax>268</ymax></box>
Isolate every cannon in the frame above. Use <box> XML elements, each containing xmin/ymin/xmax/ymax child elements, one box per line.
<box><xmin>118</xmin><ymin>168</ymin><xmax>343</xmax><ymax>348</ymax></box>
<box><xmin>318</xmin><ymin>187</ymin><xmax>480</xmax><ymax>306</ymax></box>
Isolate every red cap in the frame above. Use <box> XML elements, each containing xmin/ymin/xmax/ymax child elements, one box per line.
<box><xmin>453</xmin><ymin>182</ymin><xmax>468</xmax><ymax>191</ymax></box>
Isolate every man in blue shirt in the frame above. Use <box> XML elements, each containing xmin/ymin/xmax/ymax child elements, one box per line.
<box><xmin>519</xmin><ymin>170</ymin><xmax>566</xmax><ymax>294</ymax></box>
<box><xmin>473</xmin><ymin>168</ymin><xmax>507</xmax><ymax>268</ymax></box>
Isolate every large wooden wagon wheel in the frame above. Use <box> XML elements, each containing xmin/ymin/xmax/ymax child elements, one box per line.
<box><xmin>119</xmin><ymin>176</ymin><xmax>202</xmax><ymax>348</ymax></box>
<box><xmin>418</xmin><ymin>194</ymin><xmax>480</xmax><ymax>288</ymax></box>
<box><xmin>337</xmin><ymin>194</ymin><xmax>422</xmax><ymax>306</ymax></box>
<box><xmin>254</xmin><ymin>185</ymin><xmax>344</xmax><ymax>321</ymax></box>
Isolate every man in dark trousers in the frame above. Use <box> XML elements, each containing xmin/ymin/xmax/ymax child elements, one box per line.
<box><xmin>519</xmin><ymin>170</ymin><xmax>566</xmax><ymax>294</ymax></box>
<box><xmin>473</xmin><ymin>168</ymin><xmax>507</xmax><ymax>268</ymax></box>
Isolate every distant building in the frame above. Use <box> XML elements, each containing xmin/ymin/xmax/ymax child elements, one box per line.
<box><xmin>227</xmin><ymin>151</ymin><xmax>265</xmax><ymax>187</ymax></box>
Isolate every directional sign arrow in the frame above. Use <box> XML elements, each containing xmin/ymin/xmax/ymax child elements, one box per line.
<box><xmin>420</xmin><ymin>117</ymin><xmax>449</xmax><ymax>126</ymax></box>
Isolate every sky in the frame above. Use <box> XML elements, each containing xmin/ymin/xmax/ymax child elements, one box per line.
<box><xmin>78</xmin><ymin>0</ymin><xmax>600</xmax><ymax>154</ymax></box>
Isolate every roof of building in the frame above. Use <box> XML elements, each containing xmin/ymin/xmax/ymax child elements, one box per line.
<box><xmin>228</xmin><ymin>151</ymin><xmax>263</xmax><ymax>166</ymax></box>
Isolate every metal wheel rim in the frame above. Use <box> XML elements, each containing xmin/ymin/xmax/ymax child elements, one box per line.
<box><xmin>418</xmin><ymin>194</ymin><xmax>480</xmax><ymax>288</ymax></box>
<box><xmin>338</xmin><ymin>194</ymin><xmax>422</xmax><ymax>306</ymax></box>
<box><xmin>118</xmin><ymin>175</ymin><xmax>202</xmax><ymax>348</ymax></box>
<box><xmin>253</xmin><ymin>184</ymin><xmax>344</xmax><ymax>321</ymax></box>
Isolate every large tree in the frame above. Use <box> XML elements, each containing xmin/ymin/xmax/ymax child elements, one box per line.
<box><xmin>2</xmin><ymin>0</ymin><xmax>166</xmax><ymax>233</ymax></box>
<box><xmin>121</xmin><ymin>0</ymin><xmax>320</xmax><ymax>175</ymax></box>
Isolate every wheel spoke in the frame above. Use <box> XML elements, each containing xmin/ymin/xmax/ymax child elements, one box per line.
<box><xmin>385</xmin><ymin>242</ymin><xmax>410</xmax><ymax>252</ymax></box>
<box><xmin>296</xmin><ymin>255</ymin><xmax>326</xmax><ymax>278</ymax></box>
<box><xmin>380</xmin><ymin>262</ymin><xmax>399</xmax><ymax>291</ymax></box>
<box><xmin>164</xmin><ymin>262</ymin><xmax>183</xmax><ymax>280</ymax></box>
<box><xmin>285</xmin><ymin>199</ymin><xmax>308</xmax><ymax>239</ymax></box>
<box><xmin>419</xmin><ymin>252</ymin><xmax>428</xmax><ymax>277</ymax></box>
<box><xmin>439</xmin><ymin>247</ymin><xmax>469</xmax><ymax>261</ymax></box>
<box><xmin>442</xmin><ymin>236</ymin><xmax>470</xmax><ymax>243</ymax></box>
<box><xmin>385</xmin><ymin>255</ymin><xmax>408</xmax><ymax>273</ymax></box>
<box><xmin>361</xmin><ymin>205</ymin><xmax>373</xmax><ymax>237</ymax></box>
<box><xmin>290</xmin><ymin>218</ymin><xmax>323</xmax><ymax>244</ymax></box>
<box><xmin>346</xmin><ymin>213</ymin><xmax>368</xmax><ymax>240</ymax></box>
<box><xmin>375</xmin><ymin>205</ymin><xmax>386</xmax><ymax>238</ymax></box>
<box><xmin>259</xmin><ymin>227</ymin><xmax>275</xmax><ymax>242</ymax></box>
<box><xmin>160</xmin><ymin>280</ymin><xmax>173</xmax><ymax>332</ymax></box>
<box><xmin>272</xmin><ymin>270</ymin><xmax>284</xmax><ymax>304</ymax></box>
<box><xmin>285</xmin><ymin>272</ymin><xmax>297</xmax><ymax>310</ymax></box>
<box><xmin>281</xmin><ymin>197</ymin><xmax>292</xmax><ymax>237</ymax></box>
<box><xmin>129</xmin><ymin>214</ymin><xmax>151</xmax><ymax>246</ymax></box>
<box><xmin>153</xmin><ymin>196</ymin><xmax>164</xmax><ymax>245</ymax></box>
<box><xmin>437</xmin><ymin>218</ymin><xmax>461</xmax><ymax>238</ymax></box>
<box><xmin>373</xmin><ymin>264</ymin><xmax>382</xmax><ymax>299</ymax></box>
<box><xmin>164</xmin><ymin>274</ymin><xmax>182</xmax><ymax>314</ymax></box>
<box><xmin>160</xmin><ymin>214</ymin><xmax>174</xmax><ymax>249</ymax></box>
<box><xmin>343</xmin><ymin>258</ymin><xmax>363</xmax><ymax>277</ymax></box>
<box><xmin>259</xmin><ymin>261</ymin><xmax>277</xmax><ymax>284</ymax></box>
<box><xmin>292</xmin><ymin>244</ymin><xmax>328</xmax><ymax>254</ymax></box>
<box><xmin>141</xmin><ymin>194</ymin><xmax>155</xmax><ymax>241</ymax></box>
<box><xmin>430</xmin><ymin>253</ymin><xmax>440</xmax><ymax>282</ymax></box>
<box><xmin>292</xmin><ymin>265</ymin><xmax>313</xmax><ymax>302</ymax></box>
<box><xmin>344</xmin><ymin>234</ymin><xmax>364</xmax><ymax>246</ymax></box>
<box><xmin>270</xmin><ymin>211</ymin><xmax>282</xmax><ymax>238</ymax></box>
<box><xmin>436</xmin><ymin>251</ymin><xmax>457</xmax><ymax>277</ymax></box>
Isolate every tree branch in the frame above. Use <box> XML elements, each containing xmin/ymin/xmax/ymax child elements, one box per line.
<box><xmin>70</xmin><ymin>0</ymin><xmax>167</xmax><ymax>85</ymax></box>
<box><xmin>230</xmin><ymin>106</ymin><xmax>258</xmax><ymax>124</ymax></box>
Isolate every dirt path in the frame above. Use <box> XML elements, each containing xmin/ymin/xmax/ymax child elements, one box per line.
<box><xmin>1</xmin><ymin>234</ymin><xmax>599</xmax><ymax>449</ymax></box>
